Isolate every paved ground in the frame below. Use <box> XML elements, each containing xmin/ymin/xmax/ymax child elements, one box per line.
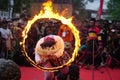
<box><xmin>20</xmin><ymin>66</ymin><xmax>120</xmax><ymax>80</ymax></box>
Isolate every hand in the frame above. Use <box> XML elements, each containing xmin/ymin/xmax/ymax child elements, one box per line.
<box><xmin>36</xmin><ymin>59</ymin><xmax>47</xmax><ymax>66</ymax></box>
<box><xmin>48</xmin><ymin>55</ymin><xmax>57</xmax><ymax>60</ymax></box>
<box><xmin>98</xmin><ymin>45</ymin><xmax>103</xmax><ymax>52</ymax></box>
<box><xmin>36</xmin><ymin>60</ymin><xmax>42</xmax><ymax>65</ymax></box>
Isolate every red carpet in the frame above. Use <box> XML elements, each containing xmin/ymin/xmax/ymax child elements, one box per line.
<box><xmin>20</xmin><ymin>66</ymin><xmax>120</xmax><ymax>80</ymax></box>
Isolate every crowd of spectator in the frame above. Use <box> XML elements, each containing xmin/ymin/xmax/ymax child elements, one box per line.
<box><xmin>0</xmin><ymin>16</ymin><xmax>120</xmax><ymax>69</ymax></box>
<box><xmin>78</xmin><ymin>19</ymin><xmax>120</xmax><ymax>69</ymax></box>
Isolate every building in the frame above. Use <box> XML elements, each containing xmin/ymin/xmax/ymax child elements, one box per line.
<box><xmin>86</xmin><ymin>9</ymin><xmax>108</xmax><ymax>20</ymax></box>
<box><xmin>0</xmin><ymin>11</ymin><xmax>9</xmax><ymax>19</ymax></box>
<box><xmin>30</xmin><ymin>0</ymin><xmax>73</xmax><ymax>18</ymax></box>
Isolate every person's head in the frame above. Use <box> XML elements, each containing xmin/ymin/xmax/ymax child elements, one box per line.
<box><xmin>89</xmin><ymin>18</ymin><xmax>96</xmax><ymax>27</ymax></box>
<box><xmin>0</xmin><ymin>32</ymin><xmax>1</xmax><ymax>38</ymax></box>
<box><xmin>2</xmin><ymin>21</ymin><xmax>8</xmax><ymax>29</ymax></box>
<box><xmin>95</xmin><ymin>20</ymin><xmax>100</xmax><ymax>26</ymax></box>
<box><xmin>35</xmin><ymin>35</ymin><xmax>64</xmax><ymax>57</ymax></box>
<box><xmin>64</xmin><ymin>24</ymin><xmax>68</xmax><ymax>28</ymax></box>
<box><xmin>40</xmin><ymin>36</ymin><xmax>56</xmax><ymax>49</ymax></box>
<box><xmin>57</xmin><ymin>73</ymin><xmax>67</xmax><ymax>80</ymax></box>
<box><xmin>0</xmin><ymin>59</ymin><xmax>21</xmax><ymax>80</ymax></box>
<box><xmin>48</xmin><ymin>21</ymin><xmax>53</xmax><ymax>26</ymax></box>
<box><xmin>82</xmin><ymin>19</ymin><xmax>89</xmax><ymax>27</ymax></box>
<box><xmin>64</xmin><ymin>42</ymin><xmax>72</xmax><ymax>50</ymax></box>
<box><xmin>117</xmin><ymin>20</ymin><xmax>120</xmax><ymax>27</ymax></box>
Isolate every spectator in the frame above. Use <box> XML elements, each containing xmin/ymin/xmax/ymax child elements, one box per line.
<box><xmin>83</xmin><ymin>18</ymin><xmax>102</xmax><ymax>69</ymax></box>
<box><xmin>0</xmin><ymin>21</ymin><xmax>13</xmax><ymax>59</ymax></box>
<box><xmin>0</xmin><ymin>58</ymin><xmax>21</xmax><ymax>80</ymax></box>
<box><xmin>58</xmin><ymin>24</ymin><xmax>74</xmax><ymax>56</ymax></box>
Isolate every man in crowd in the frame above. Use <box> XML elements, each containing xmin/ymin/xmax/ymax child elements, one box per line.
<box><xmin>83</xmin><ymin>18</ymin><xmax>103</xmax><ymax>69</ymax></box>
<box><xmin>58</xmin><ymin>24</ymin><xmax>74</xmax><ymax>56</ymax></box>
<box><xmin>0</xmin><ymin>21</ymin><xmax>13</xmax><ymax>59</ymax></box>
<box><xmin>0</xmin><ymin>58</ymin><xmax>21</xmax><ymax>80</ymax></box>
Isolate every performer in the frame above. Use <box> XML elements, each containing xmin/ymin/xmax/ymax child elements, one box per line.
<box><xmin>34</xmin><ymin>35</ymin><xmax>70</xmax><ymax>80</ymax></box>
<box><xmin>58</xmin><ymin>24</ymin><xmax>74</xmax><ymax>56</ymax></box>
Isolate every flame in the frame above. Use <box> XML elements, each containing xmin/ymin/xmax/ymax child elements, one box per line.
<box><xmin>20</xmin><ymin>1</ymin><xmax>80</xmax><ymax>72</ymax></box>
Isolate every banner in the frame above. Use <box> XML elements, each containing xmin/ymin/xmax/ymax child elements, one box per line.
<box><xmin>97</xmin><ymin>0</ymin><xmax>104</xmax><ymax>20</ymax></box>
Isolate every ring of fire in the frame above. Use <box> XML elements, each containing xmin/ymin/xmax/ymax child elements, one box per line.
<box><xmin>20</xmin><ymin>1</ymin><xmax>80</xmax><ymax>72</ymax></box>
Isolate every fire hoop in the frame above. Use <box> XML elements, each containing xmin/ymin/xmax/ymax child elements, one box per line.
<box><xmin>20</xmin><ymin>1</ymin><xmax>80</xmax><ymax>72</ymax></box>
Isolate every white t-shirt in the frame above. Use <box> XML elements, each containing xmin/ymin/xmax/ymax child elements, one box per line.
<box><xmin>0</xmin><ymin>28</ymin><xmax>13</xmax><ymax>47</ymax></box>
<box><xmin>0</xmin><ymin>28</ymin><xmax>13</xmax><ymax>39</ymax></box>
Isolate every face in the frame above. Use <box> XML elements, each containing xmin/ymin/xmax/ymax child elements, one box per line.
<box><xmin>117</xmin><ymin>21</ymin><xmax>120</xmax><ymax>26</ymax></box>
<box><xmin>95</xmin><ymin>21</ymin><xmax>100</xmax><ymax>26</ymax></box>
<box><xmin>83</xmin><ymin>21</ymin><xmax>88</xmax><ymax>27</ymax></box>
<box><xmin>89</xmin><ymin>21</ymin><xmax>95</xmax><ymax>27</ymax></box>
<box><xmin>2</xmin><ymin>23</ymin><xmax>7</xmax><ymax>29</ymax></box>
<box><xmin>40</xmin><ymin>55</ymin><xmax>49</xmax><ymax>59</ymax></box>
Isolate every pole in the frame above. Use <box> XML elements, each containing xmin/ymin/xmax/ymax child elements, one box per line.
<box><xmin>92</xmin><ymin>40</ymin><xmax>95</xmax><ymax>80</ymax></box>
<box><xmin>9</xmin><ymin>0</ymin><xmax>14</xmax><ymax>18</ymax></box>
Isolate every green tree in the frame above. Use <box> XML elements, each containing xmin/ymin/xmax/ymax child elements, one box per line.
<box><xmin>0</xmin><ymin>0</ymin><xmax>9</xmax><ymax>11</ymax></box>
<box><xmin>13</xmin><ymin>0</ymin><xmax>31</xmax><ymax>13</ymax></box>
<box><xmin>13</xmin><ymin>0</ymin><xmax>22</xmax><ymax>13</ymax></box>
<box><xmin>107</xmin><ymin>0</ymin><xmax>120</xmax><ymax>20</ymax></box>
<box><xmin>72</xmin><ymin>0</ymin><xmax>87</xmax><ymax>20</ymax></box>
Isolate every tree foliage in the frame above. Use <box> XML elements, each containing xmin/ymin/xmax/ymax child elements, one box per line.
<box><xmin>72</xmin><ymin>0</ymin><xmax>87</xmax><ymax>20</ymax></box>
<box><xmin>0</xmin><ymin>0</ymin><xmax>30</xmax><ymax>13</ymax></box>
<box><xmin>107</xmin><ymin>0</ymin><xmax>120</xmax><ymax>20</ymax></box>
<box><xmin>13</xmin><ymin>0</ymin><xmax>31</xmax><ymax>13</ymax></box>
<box><xmin>13</xmin><ymin>0</ymin><xmax>22</xmax><ymax>13</ymax></box>
<box><xmin>72</xmin><ymin>0</ymin><xmax>85</xmax><ymax>9</ymax></box>
<box><xmin>0</xmin><ymin>0</ymin><xmax>9</xmax><ymax>11</ymax></box>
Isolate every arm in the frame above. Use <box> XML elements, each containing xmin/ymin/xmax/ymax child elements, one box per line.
<box><xmin>35</xmin><ymin>53</ymin><xmax>42</xmax><ymax>64</ymax></box>
<box><xmin>54</xmin><ymin>48</ymin><xmax>64</xmax><ymax>58</ymax></box>
<box><xmin>35</xmin><ymin>53</ymin><xmax>49</xmax><ymax>66</ymax></box>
